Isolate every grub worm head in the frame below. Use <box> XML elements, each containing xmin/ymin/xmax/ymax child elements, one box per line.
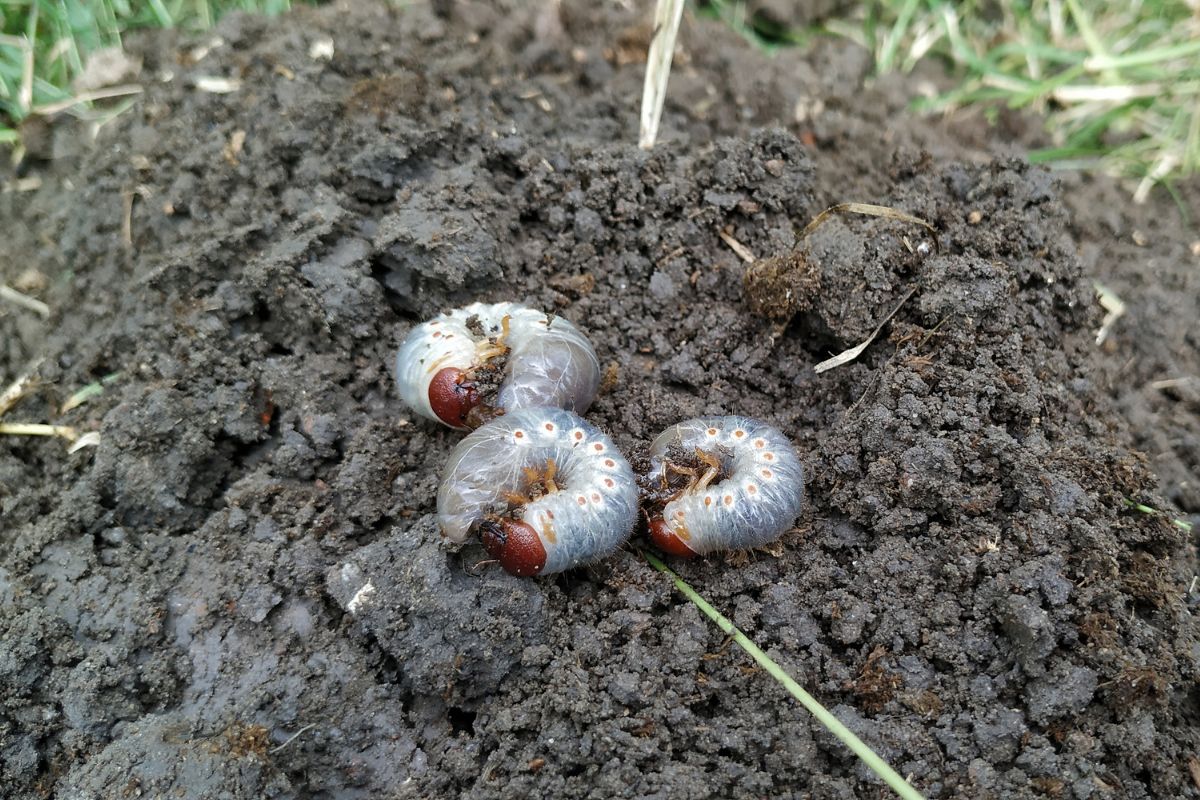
<box><xmin>640</xmin><ymin>416</ymin><xmax>804</xmax><ymax>557</ymax></box>
<box><xmin>396</xmin><ymin>302</ymin><xmax>601</xmax><ymax>430</ymax></box>
<box><xmin>437</xmin><ymin>407</ymin><xmax>638</xmax><ymax>576</ymax></box>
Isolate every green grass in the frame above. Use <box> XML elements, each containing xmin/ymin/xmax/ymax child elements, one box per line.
<box><xmin>1125</xmin><ymin>499</ymin><xmax>1194</xmax><ymax>532</ymax></box>
<box><xmin>852</xmin><ymin>0</ymin><xmax>1200</xmax><ymax>199</ymax></box>
<box><xmin>708</xmin><ymin>0</ymin><xmax>1200</xmax><ymax>197</ymax></box>
<box><xmin>0</xmin><ymin>0</ymin><xmax>298</xmax><ymax>145</ymax></box>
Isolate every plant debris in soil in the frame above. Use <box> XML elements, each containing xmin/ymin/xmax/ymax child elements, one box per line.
<box><xmin>1</xmin><ymin>1</ymin><xmax>1197</xmax><ymax>799</ymax></box>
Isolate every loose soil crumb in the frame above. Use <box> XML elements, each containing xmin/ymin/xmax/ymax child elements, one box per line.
<box><xmin>1</xmin><ymin>2</ymin><xmax>1196</xmax><ymax>799</ymax></box>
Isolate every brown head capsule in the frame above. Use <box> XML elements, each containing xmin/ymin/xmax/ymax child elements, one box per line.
<box><xmin>648</xmin><ymin>517</ymin><xmax>698</xmax><ymax>559</ymax></box>
<box><xmin>428</xmin><ymin>367</ymin><xmax>480</xmax><ymax>429</ymax></box>
<box><xmin>477</xmin><ymin>518</ymin><xmax>547</xmax><ymax>577</ymax></box>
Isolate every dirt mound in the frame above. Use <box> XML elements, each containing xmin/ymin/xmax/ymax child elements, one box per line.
<box><xmin>1</xmin><ymin>2</ymin><xmax>1196</xmax><ymax>798</ymax></box>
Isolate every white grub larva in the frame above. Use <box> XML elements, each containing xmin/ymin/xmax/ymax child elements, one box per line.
<box><xmin>640</xmin><ymin>416</ymin><xmax>804</xmax><ymax>558</ymax></box>
<box><xmin>396</xmin><ymin>302</ymin><xmax>601</xmax><ymax>430</ymax></box>
<box><xmin>437</xmin><ymin>407</ymin><xmax>638</xmax><ymax>577</ymax></box>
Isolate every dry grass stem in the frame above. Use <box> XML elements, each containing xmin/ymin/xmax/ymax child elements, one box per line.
<box><xmin>639</xmin><ymin>0</ymin><xmax>687</xmax><ymax>149</ymax></box>
<box><xmin>814</xmin><ymin>286</ymin><xmax>918</xmax><ymax>374</ymax></box>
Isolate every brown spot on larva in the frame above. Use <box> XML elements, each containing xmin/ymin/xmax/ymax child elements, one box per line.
<box><xmin>724</xmin><ymin>495</ymin><xmax>734</xmax><ymax>506</ymax></box>
<box><xmin>546</xmin><ymin>510</ymin><xmax>555</xmax><ymax>519</ymax></box>
<box><xmin>706</xmin><ymin>428</ymin><xmax>718</xmax><ymax>436</ymax></box>
<box><xmin>604</xmin><ymin>459</ymin><xmax>615</xmax><ymax>467</ymax></box>
<box><xmin>593</xmin><ymin>443</ymin><xmax>604</xmax><ymax>452</ymax></box>
<box><xmin>574</xmin><ymin>430</ymin><xmax>584</xmax><ymax>440</ymax></box>
<box><xmin>754</xmin><ymin>439</ymin><xmax>766</xmax><ymax>448</ymax></box>
<box><xmin>762</xmin><ymin>469</ymin><xmax>773</xmax><ymax>479</ymax></box>
<box><xmin>591</xmin><ymin>492</ymin><xmax>601</xmax><ymax>503</ymax></box>
<box><xmin>734</xmin><ymin>430</ymin><xmax>745</xmax><ymax>438</ymax></box>
<box><xmin>432</xmin><ymin>331</ymin><xmax>442</xmax><ymax>338</ymax></box>
<box><xmin>577</xmin><ymin>496</ymin><xmax>587</xmax><ymax>506</ymax></box>
<box><xmin>604</xmin><ymin>478</ymin><xmax>615</xmax><ymax>488</ymax></box>
<box><xmin>704</xmin><ymin>496</ymin><xmax>713</xmax><ymax>507</ymax></box>
<box><xmin>747</xmin><ymin>484</ymin><xmax>758</xmax><ymax>494</ymax></box>
<box><xmin>544</xmin><ymin>422</ymin><xmax>555</xmax><ymax>432</ymax></box>
<box><xmin>764</xmin><ymin>452</ymin><xmax>775</xmax><ymax>461</ymax></box>
<box><xmin>514</xmin><ymin>430</ymin><xmax>525</xmax><ymax>440</ymax></box>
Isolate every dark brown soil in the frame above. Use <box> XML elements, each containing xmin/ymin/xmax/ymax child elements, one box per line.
<box><xmin>1</xmin><ymin>2</ymin><xmax>1197</xmax><ymax>798</ymax></box>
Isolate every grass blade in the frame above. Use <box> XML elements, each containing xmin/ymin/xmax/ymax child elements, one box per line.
<box><xmin>876</xmin><ymin>0</ymin><xmax>920</xmax><ymax>74</ymax></box>
<box><xmin>1084</xmin><ymin>38</ymin><xmax>1200</xmax><ymax>72</ymax></box>
<box><xmin>1063</xmin><ymin>0</ymin><xmax>1110</xmax><ymax>68</ymax></box>
<box><xmin>145</xmin><ymin>0</ymin><xmax>175</xmax><ymax>28</ymax></box>
<box><xmin>642</xmin><ymin>550</ymin><xmax>926</xmax><ymax>800</ymax></box>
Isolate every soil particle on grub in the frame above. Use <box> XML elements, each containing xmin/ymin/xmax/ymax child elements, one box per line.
<box><xmin>1</xmin><ymin>2</ymin><xmax>1197</xmax><ymax>799</ymax></box>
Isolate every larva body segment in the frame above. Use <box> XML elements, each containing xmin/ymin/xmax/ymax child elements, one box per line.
<box><xmin>643</xmin><ymin>416</ymin><xmax>804</xmax><ymax>556</ymax></box>
<box><xmin>437</xmin><ymin>407</ymin><xmax>638</xmax><ymax>576</ymax></box>
<box><xmin>396</xmin><ymin>302</ymin><xmax>601</xmax><ymax>429</ymax></box>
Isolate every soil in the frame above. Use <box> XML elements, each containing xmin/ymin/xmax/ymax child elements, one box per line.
<box><xmin>2</xmin><ymin>1</ymin><xmax>1197</xmax><ymax>798</ymax></box>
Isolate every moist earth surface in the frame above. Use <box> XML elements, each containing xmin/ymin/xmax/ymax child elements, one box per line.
<box><xmin>1</xmin><ymin>2</ymin><xmax>1197</xmax><ymax>799</ymax></box>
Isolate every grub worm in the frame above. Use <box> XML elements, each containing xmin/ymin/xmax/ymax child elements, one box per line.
<box><xmin>641</xmin><ymin>416</ymin><xmax>804</xmax><ymax>557</ymax></box>
<box><xmin>396</xmin><ymin>302</ymin><xmax>601</xmax><ymax>429</ymax></box>
<box><xmin>437</xmin><ymin>407</ymin><xmax>638</xmax><ymax>576</ymax></box>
